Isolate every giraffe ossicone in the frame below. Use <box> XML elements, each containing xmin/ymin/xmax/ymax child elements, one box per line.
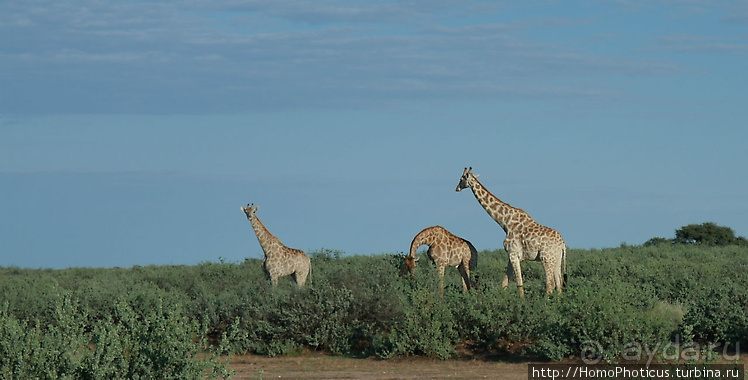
<box><xmin>241</xmin><ymin>203</ymin><xmax>311</xmax><ymax>287</ymax></box>
<box><xmin>406</xmin><ymin>225</ymin><xmax>478</xmax><ymax>296</ymax></box>
<box><xmin>456</xmin><ymin>168</ymin><xmax>567</xmax><ymax>297</ymax></box>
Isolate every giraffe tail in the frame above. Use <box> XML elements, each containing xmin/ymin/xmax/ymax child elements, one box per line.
<box><xmin>462</xmin><ymin>238</ymin><xmax>478</xmax><ymax>289</ymax></box>
<box><xmin>464</xmin><ymin>239</ymin><xmax>478</xmax><ymax>272</ymax></box>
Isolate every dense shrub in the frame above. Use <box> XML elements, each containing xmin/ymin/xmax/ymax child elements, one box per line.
<box><xmin>0</xmin><ymin>296</ymin><xmax>230</xmax><ymax>379</ymax></box>
<box><xmin>1</xmin><ymin>243</ymin><xmax>746</xmax><ymax>373</ymax></box>
<box><xmin>683</xmin><ymin>285</ymin><xmax>748</xmax><ymax>346</ymax></box>
<box><xmin>373</xmin><ymin>287</ymin><xmax>458</xmax><ymax>359</ymax></box>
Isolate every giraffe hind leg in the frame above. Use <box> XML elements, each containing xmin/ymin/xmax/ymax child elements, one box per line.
<box><xmin>437</xmin><ymin>265</ymin><xmax>446</xmax><ymax>297</ymax></box>
<box><xmin>553</xmin><ymin>250</ymin><xmax>564</xmax><ymax>293</ymax></box>
<box><xmin>544</xmin><ymin>263</ymin><xmax>555</xmax><ymax>294</ymax></box>
<box><xmin>294</xmin><ymin>263</ymin><xmax>310</xmax><ymax>288</ymax></box>
<box><xmin>458</xmin><ymin>264</ymin><xmax>468</xmax><ymax>292</ymax></box>
<box><xmin>458</xmin><ymin>262</ymin><xmax>472</xmax><ymax>292</ymax></box>
<box><xmin>295</xmin><ymin>271</ymin><xmax>307</xmax><ymax>287</ymax></box>
<box><xmin>553</xmin><ymin>267</ymin><xmax>563</xmax><ymax>293</ymax></box>
<box><xmin>542</xmin><ymin>253</ymin><xmax>564</xmax><ymax>294</ymax></box>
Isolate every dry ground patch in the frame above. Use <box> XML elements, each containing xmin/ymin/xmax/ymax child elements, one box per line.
<box><xmin>228</xmin><ymin>352</ymin><xmax>534</xmax><ymax>380</ymax></box>
<box><xmin>228</xmin><ymin>352</ymin><xmax>748</xmax><ymax>380</ymax></box>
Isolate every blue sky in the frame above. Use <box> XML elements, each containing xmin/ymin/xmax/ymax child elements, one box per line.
<box><xmin>1</xmin><ymin>1</ymin><xmax>747</xmax><ymax>269</ymax></box>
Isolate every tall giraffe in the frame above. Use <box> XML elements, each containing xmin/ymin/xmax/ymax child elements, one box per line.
<box><xmin>405</xmin><ymin>226</ymin><xmax>478</xmax><ymax>295</ymax></box>
<box><xmin>456</xmin><ymin>168</ymin><xmax>566</xmax><ymax>296</ymax></box>
<box><xmin>240</xmin><ymin>203</ymin><xmax>311</xmax><ymax>287</ymax></box>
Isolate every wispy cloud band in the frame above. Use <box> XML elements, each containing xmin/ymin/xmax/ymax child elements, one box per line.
<box><xmin>0</xmin><ymin>0</ymin><xmax>743</xmax><ymax>114</ymax></box>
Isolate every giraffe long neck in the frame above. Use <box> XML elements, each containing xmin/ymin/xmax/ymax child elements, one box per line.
<box><xmin>469</xmin><ymin>178</ymin><xmax>527</xmax><ymax>233</ymax></box>
<box><xmin>249</xmin><ymin>216</ymin><xmax>280</xmax><ymax>256</ymax></box>
<box><xmin>409</xmin><ymin>227</ymin><xmax>438</xmax><ymax>258</ymax></box>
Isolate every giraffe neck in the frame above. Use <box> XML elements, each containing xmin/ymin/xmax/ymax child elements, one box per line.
<box><xmin>249</xmin><ymin>216</ymin><xmax>280</xmax><ymax>256</ymax></box>
<box><xmin>469</xmin><ymin>178</ymin><xmax>528</xmax><ymax>233</ymax></box>
<box><xmin>409</xmin><ymin>227</ymin><xmax>439</xmax><ymax>258</ymax></box>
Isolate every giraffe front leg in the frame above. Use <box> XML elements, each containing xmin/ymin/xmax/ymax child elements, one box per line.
<box><xmin>509</xmin><ymin>254</ymin><xmax>524</xmax><ymax>297</ymax></box>
<box><xmin>501</xmin><ymin>239</ymin><xmax>515</xmax><ymax>288</ymax></box>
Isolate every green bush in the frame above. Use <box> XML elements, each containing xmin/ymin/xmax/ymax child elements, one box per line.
<box><xmin>683</xmin><ymin>285</ymin><xmax>748</xmax><ymax>346</ymax></box>
<box><xmin>0</xmin><ymin>296</ymin><xmax>230</xmax><ymax>379</ymax></box>
<box><xmin>1</xmin><ymin>243</ymin><xmax>746</xmax><ymax>368</ymax></box>
<box><xmin>0</xmin><ymin>296</ymin><xmax>87</xmax><ymax>379</ymax></box>
<box><xmin>373</xmin><ymin>286</ymin><xmax>457</xmax><ymax>359</ymax></box>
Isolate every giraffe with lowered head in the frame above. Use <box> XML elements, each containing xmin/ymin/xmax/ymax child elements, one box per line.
<box><xmin>456</xmin><ymin>168</ymin><xmax>566</xmax><ymax>296</ymax></box>
<box><xmin>405</xmin><ymin>226</ymin><xmax>478</xmax><ymax>295</ymax></box>
<box><xmin>241</xmin><ymin>203</ymin><xmax>311</xmax><ymax>287</ymax></box>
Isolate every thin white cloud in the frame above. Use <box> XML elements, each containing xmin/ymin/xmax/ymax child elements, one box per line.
<box><xmin>654</xmin><ymin>35</ymin><xmax>748</xmax><ymax>55</ymax></box>
<box><xmin>0</xmin><ymin>0</ymin><xmax>739</xmax><ymax>114</ymax></box>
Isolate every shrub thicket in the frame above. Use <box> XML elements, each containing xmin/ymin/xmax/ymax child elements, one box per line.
<box><xmin>1</xmin><ymin>244</ymin><xmax>746</xmax><ymax>376</ymax></box>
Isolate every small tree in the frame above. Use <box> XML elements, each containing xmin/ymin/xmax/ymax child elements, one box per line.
<box><xmin>674</xmin><ymin>222</ymin><xmax>737</xmax><ymax>246</ymax></box>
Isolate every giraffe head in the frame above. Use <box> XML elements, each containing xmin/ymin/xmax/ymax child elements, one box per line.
<box><xmin>403</xmin><ymin>255</ymin><xmax>419</xmax><ymax>280</ymax></box>
<box><xmin>455</xmin><ymin>167</ymin><xmax>480</xmax><ymax>192</ymax></box>
<box><xmin>240</xmin><ymin>203</ymin><xmax>259</xmax><ymax>220</ymax></box>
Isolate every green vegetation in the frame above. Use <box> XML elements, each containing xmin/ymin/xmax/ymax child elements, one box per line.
<box><xmin>2</xmin><ymin>244</ymin><xmax>747</xmax><ymax>377</ymax></box>
<box><xmin>646</xmin><ymin>222</ymin><xmax>748</xmax><ymax>247</ymax></box>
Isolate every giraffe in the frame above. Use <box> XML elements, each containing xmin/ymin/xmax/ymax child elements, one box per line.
<box><xmin>456</xmin><ymin>168</ymin><xmax>566</xmax><ymax>297</ymax></box>
<box><xmin>405</xmin><ymin>226</ymin><xmax>478</xmax><ymax>295</ymax></box>
<box><xmin>240</xmin><ymin>203</ymin><xmax>311</xmax><ymax>287</ymax></box>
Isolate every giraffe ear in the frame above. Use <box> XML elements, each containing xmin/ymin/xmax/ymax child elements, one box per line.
<box><xmin>240</xmin><ymin>206</ymin><xmax>245</xmax><ymax>212</ymax></box>
<box><xmin>474</xmin><ymin>174</ymin><xmax>480</xmax><ymax>179</ymax></box>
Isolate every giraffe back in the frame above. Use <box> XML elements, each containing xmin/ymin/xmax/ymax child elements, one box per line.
<box><xmin>409</xmin><ymin>226</ymin><xmax>474</xmax><ymax>269</ymax></box>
